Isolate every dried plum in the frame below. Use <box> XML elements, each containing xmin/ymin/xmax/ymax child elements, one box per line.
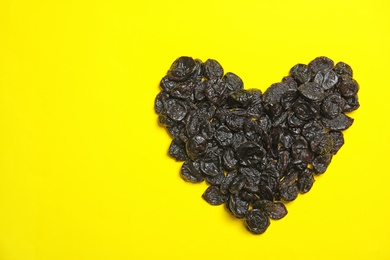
<box><xmin>321</xmin><ymin>113</ymin><xmax>354</xmax><ymax>131</ymax></box>
<box><xmin>244</xmin><ymin>209</ymin><xmax>270</xmax><ymax>234</ymax></box>
<box><xmin>308</xmin><ymin>56</ymin><xmax>334</xmax><ymax>74</ymax></box>
<box><xmin>202</xmin><ymin>185</ymin><xmax>227</xmax><ymax>205</ymax></box>
<box><xmin>180</xmin><ymin>160</ymin><xmax>204</xmax><ymax>183</ymax></box>
<box><xmin>321</xmin><ymin>93</ymin><xmax>345</xmax><ymax>119</ymax></box>
<box><xmin>167</xmin><ymin>56</ymin><xmax>197</xmax><ymax>81</ymax></box>
<box><xmin>290</xmin><ymin>64</ymin><xmax>312</xmax><ymax>84</ymax></box>
<box><xmin>298</xmin><ymin>82</ymin><xmax>326</xmax><ymax>101</ymax></box>
<box><xmin>203</xmin><ymin>59</ymin><xmax>224</xmax><ymax>79</ymax></box>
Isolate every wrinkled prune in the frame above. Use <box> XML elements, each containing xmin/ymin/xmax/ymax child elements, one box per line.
<box><xmin>180</xmin><ymin>160</ymin><xmax>204</xmax><ymax>183</ymax></box>
<box><xmin>334</xmin><ymin>62</ymin><xmax>353</xmax><ymax>77</ymax></box>
<box><xmin>167</xmin><ymin>56</ymin><xmax>197</xmax><ymax>81</ymax></box>
<box><xmin>244</xmin><ymin>209</ymin><xmax>270</xmax><ymax>234</ymax></box>
<box><xmin>203</xmin><ymin>59</ymin><xmax>224</xmax><ymax>79</ymax></box>
<box><xmin>314</xmin><ymin>69</ymin><xmax>338</xmax><ymax>90</ymax></box>
<box><xmin>165</xmin><ymin>99</ymin><xmax>187</xmax><ymax>121</ymax></box>
<box><xmin>155</xmin><ymin>56</ymin><xmax>359</xmax><ymax>234</ymax></box>
<box><xmin>298</xmin><ymin>82</ymin><xmax>326</xmax><ymax>101</ymax></box>
<box><xmin>290</xmin><ymin>64</ymin><xmax>312</xmax><ymax>84</ymax></box>
<box><xmin>202</xmin><ymin>185</ymin><xmax>227</xmax><ymax>205</ymax></box>
<box><xmin>337</xmin><ymin>75</ymin><xmax>359</xmax><ymax>98</ymax></box>
<box><xmin>168</xmin><ymin>138</ymin><xmax>188</xmax><ymax>161</ymax></box>
<box><xmin>227</xmin><ymin>193</ymin><xmax>249</xmax><ymax>218</ymax></box>
<box><xmin>312</xmin><ymin>154</ymin><xmax>332</xmax><ymax>174</ymax></box>
<box><xmin>308</xmin><ymin>56</ymin><xmax>334</xmax><ymax>74</ymax></box>
<box><xmin>321</xmin><ymin>113</ymin><xmax>354</xmax><ymax>131</ymax></box>
<box><xmin>321</xmin><ymin>93</ymin><xmax>345</xmax><ymax>119</ymax></box>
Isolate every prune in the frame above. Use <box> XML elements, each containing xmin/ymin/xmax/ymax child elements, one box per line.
<box><xmin>167</xmin><ymin>56</ymin><xmax>197</xmax><ymax>81</ymax></box>
<box><xmin>312</xmin><ymin>154</ymin><xmax>332</xmax><ymax>174</ymax></box>
<box><xmin>170</xmin><ymin>81</ymin><xmax>195</xmax><ymax>100</ymax></box>
<box><xmin>228</xmin><ymin>89</ymin><xmax>253</xmax><ymax>108</ymax></box>
<box><xmin>186</xmin><ymin>135</ymin><xmax>207</xmax><ymax>160</ymax></box>
<box><xmin>203</xmin><ymin>59</ymin><xmax>224</xmax><ymax>79</ymax></box>
<box><xmin>165</xmin><ymin>99</ymin><xmax>187</xmax><ymax>121</ymax></box>
<box><xmin>236</xmin><ymin>142</ymin><xmax>266</xmax><ymax>166</ymax></box>
<box><xmin>314</xmin><ymin>69</ymin><xmax>338</xmax><ymax>90</ymax></box>
<box><xmin>154</xmin><ymin>91</ymin><xmax>169</xmax><ymax>114</ymax></box>
<box><xmin>334</xmin><ymin>62</ymin><xmax>353</xmax><ymax>77</ymax></box>
<box><xmin>321</xmin><ymin>113</ymin><xmax>354</xmax><ymax>131</ymax></box>
<box><xmin>252</xmin><ymin>200</ymin><xmax>287</xmax><ymax>220</ymax></box>
<box><xmin>308</xmin><ymin>56</ymin><xmax>334</xmax><ymax>74</ymax></box>
<box><xmin>202</xmin><ymin>185</ymin><xmax>227</xmax><ymax>205</ymax></box>
<box><xmin>298</xmin><ymin>82</ymin><xmax>326</xmax><ymax>101</ymax></box>
<box><xmin>239</xmin><ymin>167</ymin><xmax>261</xmax><ymax>185</ymax></box>
<box><xmin>160</xmin><ymin>76</ymin><xmax>177</xmax><ymax>92</ymax></box>
<box><xmin>200</xmin><ymin>159</ymin><xmax>223</xmax><ymax>177</ymax></box>
<box><xmin>343</xmin><ymin>94</ymin><xmax>360</xmax><ymax>112</ymax></box>
<box><xmin>204</xmin><ymin>79</ymin><xmax>228</xmax><ymax>105</ymax></box>
<box><xmin>328</xmin><ymin>131</ymin><xmax>344</xmax><ymax>154</ymax></box>
<box><xmin>180</xmin><ymin>160</ymin><xmax>204</xmax><ymax>183</ymax></box>
<box><xmin>228</xmin><ymin>175</ymin><xmax>246</xmax><ymax>195</ymax></box>
<box><xmin>290</xmin><ymin>64</ymin><xmax>312</xmax><ymax>84</ymax></box>
<box><xmin>244</xmin><ymin>209</ymin><xmax>270</xmax><ymax>234</ymax></box>
<box><xmin>291</xmin><ymin>137</ymin><xmax>313</xmax><ymax>163</ymax></box>
<box><xmin>222</xmin><ymin>72</ymin><xmax>244</xmax><ymax>92</ymax></box>
<box><xmin>227</xmin><ymin>193</ymin><xmax>249</xmax><ymax>218</ymax></box>
<box><xmin>263</xmin><ymin>82</ymin><xmax>292</xmax><ymax>104</ymax></box>
<box><xmin>280</xmin><ymin>184</ymin><xmax>299</xmax><ymax>201</ymax></box>
<box><xmin>220</xmin><ymin>171</ymin><xmax>237</xmax><ymax>195</ymax></box>
<box><xmin>297</xmin><ymin>169</ymin><xmax>315</xmax><ymax>193</ymax></box>
<box><xmin>155</xmin><ymin>56</ymin><xmax>359</xmax><ymax>234</ymax></box>
<box><xmin>268</xmin><ymin>201</ymin><xmax>287</xmax><ymax>220</ymax></box>
<box><xmin>321</xmin><ymin>93</ymin><xmax>345</xmax><ymax>119</ymax></box>
<box><xmin>168</xmin><ymin>138</ymin><xmax>188</xmax><ymax>161</ymax></box>
<box><xmin>225</xmin><ymin>111</ymin><xmax>246</xmax><ymax>132</ymax></box>
<box><xmin>310</xmin><ymin>134</ymin><xmax>334</xmax><ymax>155</ymax></box>
<box><xmin>302</xmin><ymin>121</ymin><xmax>325</xmax><ymax>141</ymax></box>
<box><xmin>293</xmin><ymin>102</ymin><xmax>316</xmax><ymax>121</ymax></box>
<box><xmin>205</xmin><ymin>172</ymin><xmax>225</xmax><ymax>186</ymax></box>
<box><xmin>222</xmin><ymin>149</ymin><xmax>238</xmax><ymax>171</ymax></box>
<box><xmin>337</xmin><ymin>75</ymin><xmax>359</xmax><ymax>97</ymax></box>
<box><xmin>282</xmin><ymin>76</ymin><xmax>298</xmax><ymax>89</ymax></box>
<box><xmin>214</xmin><ymin>125</ymin><xmax>233</xmax><ymax>147</ymax></box>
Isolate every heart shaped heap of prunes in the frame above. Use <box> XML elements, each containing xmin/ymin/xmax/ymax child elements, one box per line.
<box><xmin>154</xmin><ymin>56</ymin><xmax>359</xmax><ymax>234</ymax></box>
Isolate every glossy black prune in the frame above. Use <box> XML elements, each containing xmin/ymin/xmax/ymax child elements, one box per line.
<box><xmin>222</xmin><ymin>72</ymin><xmax>244</xmax><ymax>92</ymax></box>
<box><xmin>312</xmin><ymin>154</ymin><xmax>332</xmax><ymax>174</ymax></box>
<box><xmin>321</xmin><ymin>113</ymin><xmax>354</xmax><ymax>131</ymax></box>
<box><xmin>167</xmin><ymin>56</ymin><xmax>197</xmax><ymax>81</ymax></box>
<box><xmin>165</xmin><ymin>99</ymin><xmax>187</xmax><ymax>121</ymax></box>
<box><xmin>314</xmin><ymin>69</ymin><xmax>338</xmax><ymax>90</ymax></box>
<box><xmin>334</xmin><ymin>62</ymin><xmax>353</xmax><ymax>77</ymax></box>
<box><xmin>308</xmin><ymin>56</ymin><xmax>334</xmax><ymax>74</ymax></box>
<box><xmin>155</xmin><ymin>56</ymin><xmax>359</xmax><ymax>235</ymax></box>
<box><xmin>168</xmin><ymin>138</ymin><xmax>188</xmax><ymax>161</ymax></box>
<box><xmin>202</xmin><ymin>185</ymin><xmax>227</xmax><ymax>205</ymax></box>
<box><xmin>203</xmin><ymin>59</ymin><xmax>224</xmax><ymax>79</ymax></box>
<box><xmin>180</xmin><ymin>160</ymin><xmax>204</xmax><ymax>183</ymax></box>
<box><xmin>186</xmin><ymin>135</ymin><xmax>207</xmax><ymax>160</ymax></box>
<box><xmin>227</xmin><ymin>193</ymin><xmax>249</xmax><ymax>218</ymax></box>
<box><xmin>321</xmin><ymin>93</ymin><xmax>345</xmax><ymax>119</ymax></box>
<box><xmin>298</xmin><ymin>82</ymin><xmax>326</xmax><ymax>101</ymax></box>
<box><xmin>244</xmin><ymin>209</ymin><xmax>270</xmax><ymax>235</ymax></box>
<box><xmin>337</xmin><ymin>75</ymin><xmax>359</xmax><ymax>97</ymax></box>
<box><xmin>290</xmin><ymin>64</ymin><xmax>312</xmax><ymax>84</ymax></box>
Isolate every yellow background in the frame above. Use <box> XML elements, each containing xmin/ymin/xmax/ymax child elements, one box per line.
<box><xmin>1</xmin><ymin>0</ymin><xmax>389</xmax><ymax>259</ymax></box>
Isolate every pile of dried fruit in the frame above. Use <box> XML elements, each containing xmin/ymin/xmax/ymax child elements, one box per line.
<box><xmin>154</xmin><ymin>56</ymin><xmax>359</xmax><ymax>234</ymax></box>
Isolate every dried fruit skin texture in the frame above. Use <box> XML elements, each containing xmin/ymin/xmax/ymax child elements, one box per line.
<box><xmin>155</xmin><ymin>56</ymin><xmax>359</xmax><ymax>234</ymax></box>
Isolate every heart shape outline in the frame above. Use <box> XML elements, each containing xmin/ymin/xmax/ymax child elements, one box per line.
<box><xmin>155</xmin><ymin>56</ymin><xmax>359</xmax><ymax>234</ymax></box>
